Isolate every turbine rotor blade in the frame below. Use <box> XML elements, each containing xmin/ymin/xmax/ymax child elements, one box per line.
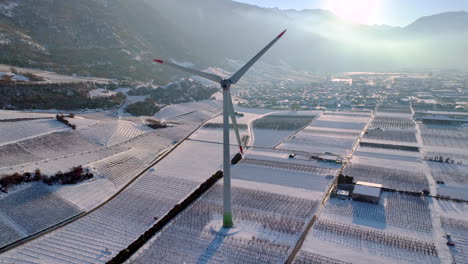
<box><xmin>153</xmin><ymin>59</ymin><xmax>223</xmax><ymax>84</ymax></box>
<box><xmin>228</xmin><ymin>29</ymin><xmax>286</xmax><ymax>84</ymax></box>
<box><xmin>228</xmin><ymin>92</ymin><xmax>244</xmax><ymax>154</ymax></box>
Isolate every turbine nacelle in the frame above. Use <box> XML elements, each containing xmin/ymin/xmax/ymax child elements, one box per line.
<box><xmin>221</xmin><ymin>79</ymin><xmax>231</xmax><ymax>90</ymax></box>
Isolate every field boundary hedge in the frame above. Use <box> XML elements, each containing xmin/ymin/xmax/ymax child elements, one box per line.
<box><xmin>107</xmin><ymin>170</ymin><xmax>223</xmax><ymax>264</ymax></box>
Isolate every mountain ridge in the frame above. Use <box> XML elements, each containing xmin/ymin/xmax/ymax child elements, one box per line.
<box><xmin>0</xmin><ymin>0</ymin><xmax>467</xmax><ymax>81</ymax></box>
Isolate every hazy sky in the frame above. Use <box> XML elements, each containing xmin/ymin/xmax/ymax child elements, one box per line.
<box><xmin>234</xmin><ymin>0</ymin><xmax>468</xmax><ymax>26</ymax></box>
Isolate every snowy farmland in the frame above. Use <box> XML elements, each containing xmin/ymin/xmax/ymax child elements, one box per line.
<box><xmin>276</xmin><ymin>111</ymin><xmax>369</xmax><ymax>158</ymax></box>
<box><xmin>129</xmin><ymin>180</ymin><xmax>323</xmax><ymax>264</ymax></box>
<box><xmin>291</xmin><ymin>107</ymin><xmax>468</xmax><ymax>264</ymax></box>
<box><xmin>0</xmin><ymin>101</ymin><xmax>223</xmax><ymax>254</ymax></box>
<box><xmin>0</xmin><ymin>119</ymin><xmax>68</xmax><ymax>146</ymax></box>
<box><xmin>1</xmin><ymin>102</ymin><xmax>468</xmax><ymax>264</ymax></box>
<box><xmin>292</xmin><ymin>192</ymin><xmax>441</xmax><ymax>264</ymax></box>
<box><xmin>0</xmin><ymin>132</ymin><xmax>234</xmax><ymax>263</ymax></box>
<box><xmin>128</xmin><ymin>123</ymin><xmax>342</xmax><ymax>263</ymax></box>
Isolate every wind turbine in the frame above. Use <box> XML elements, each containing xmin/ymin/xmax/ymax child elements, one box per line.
<box><xmin>153</xmin><ymin>29</ymin><xmax>286</xmax><ymax>228</ymax></box>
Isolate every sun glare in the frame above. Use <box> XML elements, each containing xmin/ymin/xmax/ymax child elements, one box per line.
<box><xmin>327</xmin><ymin>0</ymin><xmax>381</xmax><ymax>24</ymax></box>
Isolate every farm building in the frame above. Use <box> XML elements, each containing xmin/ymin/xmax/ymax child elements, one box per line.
<box><xmin>352</xmin><ymin>181</ymin><xmax>382</xmax><ymax>204</ymax></box>
<box><xmin>336</xmin><ymin>190</ymin><xmax>349</xmax><ymax>200</ymax></box>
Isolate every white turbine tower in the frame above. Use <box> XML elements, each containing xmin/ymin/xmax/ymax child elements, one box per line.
<box><xmin>153</xmin><ymin>29</ymin><xmax>286</xmax><ymax>228</ymax></box>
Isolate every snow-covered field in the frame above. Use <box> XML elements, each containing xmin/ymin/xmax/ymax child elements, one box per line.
<box><xmin>293</xmin><ymin>191</ymin><xmax>440</xmax><ymax>264</ymax></box>
<box><xmin>0</xmin><ymin>120</ymin><xmax>69</xmax><ymax>146</ymax></box>
<box><xmin>130</xmin><ymin>180</ymin><xmax>322</xmax><ymax>264</ymax></box>
<box><xmin>0</xmin><ymin>184</ymin><xmax>82</xmax><ymax>249</ymax></box>
<box><xmin>416</xmin><ymin>119</ymin><xmax>468</xmax><ymax>200</ymax></box>
<box><xmin>154</xmin><ymin>100</ymin><xmax>222</xmax><ymax>120</ymax></box>
<box><xmin>0</xmin><ymin>132</ymin><xmax>225</xmax><ymax>263</ymax></box>
<box><xmin>0</xmin><ymin>110</ymin><xmax>54</xmax><ymax>121</ymax></box>
<box><xmin>275</xmin><ymin>111</ymin><xmax>369</xmax><ymax>158</ymax></box>
<box><xmin>129</xmin><ymin>123</ymin><xmax>342</xmax><ymax>263</ymax></box>
<box><xmin>0</xmin><ymin>101</ymin><xmax>222</xmax><ymax>254</ymax></box>
<box><xmin>1</xmin><ymin>103</ymin><xmax>467</xmax><ymax>263</ymax></box>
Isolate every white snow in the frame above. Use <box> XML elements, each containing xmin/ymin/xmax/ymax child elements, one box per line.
<box><xmin>0</xmin><ymin>119</ymin><xmax>68</xmax><ymax>146</ymax></box>
<box><xmin>88</xmin><ymin>88</ymin><xmax>116</xmax><ymax>98</ymax></box>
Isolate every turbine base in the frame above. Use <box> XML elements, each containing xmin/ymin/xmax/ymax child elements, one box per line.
<box><xmin>223</xmin><ymin>212</ymin><xmax>233</xmax><ymax>228</ymax></box>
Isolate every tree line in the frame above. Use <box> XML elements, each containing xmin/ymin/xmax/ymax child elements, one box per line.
<box><xmin>0</xmin><ymin>166</ymin><xmax>94</xmax><ymax>193</ymax></box>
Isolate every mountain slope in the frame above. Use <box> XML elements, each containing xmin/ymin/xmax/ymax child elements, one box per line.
<box><xmin>0</xmin><ymin>0</ymin><xmax>467</xmax><ymax>81</ymax></box>
<box><xmin>0</xmin><ymin>0</ymin><xmax>188</xmax><ymax>82</ymax></box>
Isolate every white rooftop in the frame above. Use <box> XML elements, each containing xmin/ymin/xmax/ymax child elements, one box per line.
<box><xmin>353</xmin><ymin>185</ymin><xmax>381</xmax><ymax>198</ymax></box>
<box><xmin>356</xmin><ymin>181</ymin><xmax>383</xmax><ymax>189</ymax></box>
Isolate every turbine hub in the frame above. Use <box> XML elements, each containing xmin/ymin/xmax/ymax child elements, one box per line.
<box><xmin>221</xmin><ymin>79</ymin><xmax>231</xmax><ymax>90</ymax></box>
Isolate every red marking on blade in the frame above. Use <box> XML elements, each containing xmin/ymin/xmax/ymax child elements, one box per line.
<box><xmin>153</xmin><ymin>59</ymin><xmax>164</xmax><ymax>64</ymax></box>
<box><xmin>240</xmin><ymin>146</ymin><xmax>244</xmax><ymax>154</ymax></box>
<box><xmin>277</xmin><ymin>29</ymin><xmax>287</xmax><ymax>39</ymax></box>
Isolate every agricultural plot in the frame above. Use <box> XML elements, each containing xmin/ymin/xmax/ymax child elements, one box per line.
<box><xmin>343</xmin><ymin>163</ymin><xmax>429</xmax><ymax>192</ymax></box>
<box><xmin>276</xmin><ymin>137</ymin><xmax>355</xmax><ymax>157</ymax></box>
<box><xmin>207</xmin><ymin>111</ymin><xmax>263</xmax><ymax>126</ymax></box>
<box><xmin>77</xmin><ymin>110</ymin><xmax>117</xmax><ymax>121</ymax></box>
<box><xmin>378</xmin><ymin>104</ymin><xmax>412</xmax><ymax>114</ymax></box>
<box><xmin>130</xmin><ymin>183</ymin><xmax>320</xmax><ymax>264</ymax></box>
<box><xmin>419</xmin><ymin>124</ymin><xmax>468</xmax><ymax>148</ymax></box>
<box><xmin>0</xmin><ymin>101</ymin><xmax>222</xmax><ymax>259</ymax></box>
<box><xmin>370</xmin><ymin>116</ymin><xmax>415</xmax><ymax>130</ymax></box>
<box><xmin>428</xmin><ymin>163</ymin><xmax>468</xmax><ymax>184</ymax></box>
<box><xmin>0</xmin><ymin>218</ymin><xmax>22</xmax><ymax>249</ymax></box>
<box><xmin>354</xmin><ymin>147</ymin><xmax>421</xmax><ymax>163</ymax></box>
<box><xmin>252</xmin><ymin>129</ymin><xmax>295</xmax><ymax>148</ymax></box>
<box><xmin>298</xmin><ymin>127</ymin><xmax>361</xmax><ymax>138</ymax></box>
<box><xmin>323</xmin><ymin>112</ymin><xmax>371</xmax><ymax>118</ymax></box>
<box><xmin>427</xmin><ymin>163</ymin><xmax>468</xmax><ymax>200</ymax></box>
<box><xmin>252</xmin><ymin>115</ymin><xmax>315</xmax><ymax>130</ymax></box>
<box><xmin>240</xmin><ymin>158</ymin><xmax>337</xmax><ymax>176</ymax></box>
<box><xmin>0</xmin><ymin>110</ymin><xmax>54</xmax><ymax>121</ymax></box>
<box><xmin>421</xmin><ymin>135</ymin><xmax>468</xmax><ymax>148</ymax></box>
<box><xmin>241</xmin><ymin>149</ymin><xmax>341</xmax><ymax>169</ymax></box>
<box><xmin>0</xmin><ymin>144</ymin><xmax>127</xmax><ymax>176</ymax></box>
<box><xmin>359</xmin><ymin>141</ymin><xmax>419</xmax><ymax>152</ymax></box>
<box><xmin>321</xmin><ymin>192</ymin><xmax>433</xmax><ymax>236</ymax></box>
<box><xmin>94</xmin><ymin>153</ymin><xmax>146</xmax><ymax>187</ymax></box>
<box><xmin>0</xmin><ymin>143</ymin><xmax>39</xmax><ymax>168</ymax></box>
<box><xmin>364</xmin><ymin>129</ymin><xmax>417</xmax><ymax>143</ymax></box>
<box><xmin>167</xmin><ymin>109</ymin><xmax>220</xmax><ymax>124</ymax></box>
<box><xmin>232</xmin><ymin>161</ymin><xmax>334</xmax><ymax>193</ymax></box>
<box><xmin>78</xmin><ymin>120</ymin><xmax>153</xmax><ymax>147</ymax></box>
<box><xmin>77</xmin><ymin>120</ymin><xmax>118</xmax><ymax>145</ymax></box>
<box><xmin>18</xmin><ymin>132</ymin><xmax>100</xmax><ymax>159</ymax></box>
<box><xmin>64</xmin><ymin>117</ymin><xmax>100</xmax><ymax>128</ymax></box>
<box><xmin>189</xmin><ymin>127</ymin><xmax>249</xmax><ymax>146</ymax></box>
<box><xmin>0</xmin><ymin>150</ymin><xmax>216</xmax><ymax>263</ymax></box>
<box><xmin>148</xmin><ymin>140</ymin><xmax>236</xmax><ymax>182</ymax></box>
<box><xmin>105</xmin><ymin>120</ymin><xmax>153</xmax><ymax>146</ymax></box>
<box><xmin>311</xmin><ymin>120</ymin><xmax>365</xmax><ymax>130</ymax></box>
<box><xmin>52</xmin><ymin>178</ymin><xmax>117</xmax><ymax>211</ymax></box>
<box><xmin>116</xmin><ymin>131</ymin><xmax>174</xmax><ymax>165</ymax></box>
<box><xmin>0</xmin><ymin>184</ymin><xmax>81</xmax><ymax>247</ymax></box>
<box><xmin>440</xmin><ymin>217</ymin><xmax>468</xmax><ymax>263</ymax></box>
<box><xmin>348</xmin><ymin>153</ymin><xmax>423</xmax><ymax>171</ymax></box>
<box><xmin>154</xmin><ymin>100</ymin><xmax>222</xmax><ymax>120</ymax></box>
<box><xmin>293</xmin><ymin>251</ymin><xmax>351</xmax><ymax>264</ymax></box>
<box><xmin>275</xmin><ymin>112</ymin><xmax>367</xmax><ymax>157</ymax></box>
<box><xmin>0</xmin><ymin>119</ymin><xmax>67</xmax><ymax>146</ymax></box>
<box><xmin>296</xmin><ymin>218</ymin><xmax>439</xmax><ymax>264</ymax></box>
<box><xmin>154</xmin><ymin>123</ymin><xmax>199</xmax><ymax>142</ymax></box>
<box><xmin>249</xmin><ymin>115</ymin><xmax>317</xmax><ymax>148</ymax></box>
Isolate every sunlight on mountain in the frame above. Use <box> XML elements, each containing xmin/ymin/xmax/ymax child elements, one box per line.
<box><xmin>327</xmin><ymin>0</ymin><xmax>381</xmax><ymax>24</ymax></box>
